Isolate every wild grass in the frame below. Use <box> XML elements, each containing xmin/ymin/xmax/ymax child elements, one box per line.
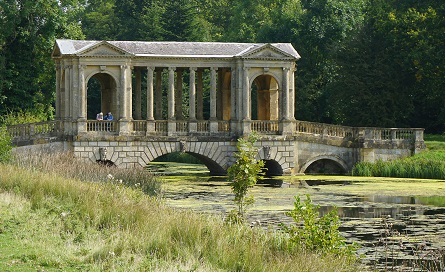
<box><xmin>10</xmin><ymin>151</ymin><xmax>161</xmax><ymax>196</ymax></box>
<box><xmin>0</xmin><ymin>161</ymin><xmax>362</xmax><ymax>271</ymax></box>
<box><xmin>352</xmin><ymin>134</ymin><xmax>445</xmax><ymax>179</ymax></box>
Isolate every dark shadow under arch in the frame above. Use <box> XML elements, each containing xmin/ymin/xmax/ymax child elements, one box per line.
<box><xmin>96</xmin><ymin>159</ymin><xmax>116</xmax><ymax>167</ymax></box>
<box><xmin>263</xmin><ymin>159</ymin><xmax>283</xmax><ymax>176</ymax></box>
<box><xmin>304</xmin><ymin>159</ymin><xmax>347</xmax><ymax>175</ymax></box>
<box><xmin>187</xmin><ymin>152</ymin><xmax>226</xmax><ymax>176</ymax></box>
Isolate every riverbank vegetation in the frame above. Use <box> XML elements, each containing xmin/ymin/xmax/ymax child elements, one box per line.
<box><xmin>0</xmin><ymin>153</ymin><xmax>361</xmax><ymax>271</ymax></box>
<box><xmin>352</xmin><ymin>134</ymin><xmax>445</xmax><ymax>179</ymax></box>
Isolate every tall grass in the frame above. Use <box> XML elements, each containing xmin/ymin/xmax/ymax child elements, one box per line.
<box><xmin>10</xmin><ymin>151</ymin><xmax>161</xmax><ymax>196</ymax></box>
<box><xmin>352</xmin><ymin>135</ymin><xmax>445</xmax><ymax>179</ymax></box>
<box><xmin>0</xmin><ymin>162</ymin><xmax>362</xmax><ymax>271</ymax></box>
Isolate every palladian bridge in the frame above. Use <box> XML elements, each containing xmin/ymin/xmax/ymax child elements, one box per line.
<box><xmin>8</xmin><ymin>39</ymin><xmax>425</xmax><ymax>175</ymax></box>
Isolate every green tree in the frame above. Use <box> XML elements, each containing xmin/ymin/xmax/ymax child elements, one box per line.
<box><xmin>82</xmin><ymin>0</ymin><xmax>117</xmax><ymax>40</ymax></box>
<box><xmin>0</xmin><ymin>0</ymin><xmax>84</xmax><ymax>118</ymax></box>
<box><xmin>227</xmin><ymin>133</ymin><xmax>264</xmax><ymax>223</ymax></box>
<box><xmin>294</xmin><ymin>0</ymin><xmax>367</xmax><ymax>123</ymax></box>
<box><xmin>327</xmin><ymin>0</ymin><xmax>444</xmax><ymax>133</ymax></box>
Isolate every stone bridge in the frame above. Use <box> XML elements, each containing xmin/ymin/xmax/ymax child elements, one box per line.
<box><xmin>8</xmin><ymin>120</ymin><xmax>425</xmax><ymax>175</ymax></box>
<box><xmin>6</xmin><ymin>39</ymin><xmax>426</xmax><ymax>175</ymax></box>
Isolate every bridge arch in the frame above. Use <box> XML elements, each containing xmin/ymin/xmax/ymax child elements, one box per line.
<box><xmin>299</xmin><ymin>155</ymin><xmax>349</xmax><ymax>175</ymax></box>
<box><xmin>129</xmin><ymin>141</ymin><xmax>228</xmax><ymax>176</ymax></box>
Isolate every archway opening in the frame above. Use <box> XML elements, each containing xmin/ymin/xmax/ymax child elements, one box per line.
<box><xmin>304</xmin><ymin>159</ymin><xmax>346</xmax><ymax>175</ymax></box>
<box><xmin>251</xmin><ymin>75</ymin><xmax>279</xmax><ymax>120</ymax></box>
<box><xmin>96</xmin><ymin>159</ymin><xmax>116</xmax><ymax>167</ymax></box>
<box><xmin>87</xmin><ymin>73</ymin><xmax>117</xmax><ymax>119</ymax></box>
<box><xmin>262</xmin><ymin>159</ymin><xmax>283</xmax><ymax>176</ymax></box>
<box><xmin>147</xmin><ymin>152</ymin><xmax>226</xmax><ymax>176</ymax></box>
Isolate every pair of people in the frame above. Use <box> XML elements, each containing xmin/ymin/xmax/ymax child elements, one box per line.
<box><xmin>96</xmin><ymin>112</ymin><xmax>113</xmax><ymax>121</ymax></box>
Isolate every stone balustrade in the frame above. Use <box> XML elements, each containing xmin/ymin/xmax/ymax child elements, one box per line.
<box><xmin>7</xmin><ymin>119</ymin><xmax>424</xmax><ymax>150</ymax></box>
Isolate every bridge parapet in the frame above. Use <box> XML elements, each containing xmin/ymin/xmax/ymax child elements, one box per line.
<box><xmin>7</xmin><ymin>119</ymin><xmax>424</xmax><ymax>153</ymax></box>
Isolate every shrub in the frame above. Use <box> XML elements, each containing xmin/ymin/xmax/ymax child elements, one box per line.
<box><xmin>281</xmin><ymin>194</ymin><xmax>357</xmax><ymax>258</ymax></box>
<box><xmin>0</xmin><ymin>126</ymin><xmax>12</xmax><ymax>163</ymax></box>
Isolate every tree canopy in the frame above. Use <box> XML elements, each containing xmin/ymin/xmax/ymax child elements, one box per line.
<box><xmin>0</xmin><ymin>0</ymin><xmax>443</xmax><ymax>133</ymax></box>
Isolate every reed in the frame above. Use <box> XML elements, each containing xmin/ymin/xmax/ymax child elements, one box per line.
<box><xmin>352</xmin><ymin>135</ymin><xmax>445</xmax><ymax>179</ymax></box>
<box><xmin>0</xmin><ymin>163</ymin><xmax>362</xmax><ymax>272</ymax></box>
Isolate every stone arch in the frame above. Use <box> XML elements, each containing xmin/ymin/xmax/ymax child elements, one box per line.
<box><xmin>256</xmin><ymin>144</ymin><xmax>293</xmax><ymax>175</ymax></box>
<box><xmin>86</xmin><ymin>70</ymin><xmax>119</xmax><ymax>119</ymax></box>
<box><xmin>262</xmin><ymin>159</ymin><xmax>283</xmax><ymax>176</ymax></box>
<box><xmin>299</xmin><ymin>155</ymin><xmax>349</xmax><ymax>174</ymax></box>
<box><xmin>250</xmin><ymin>73</ymin><xmax>280</xmax><ymax>120</ymax></box>
<box><xmin>137</xmin><ymin>141</ymin><xmax>228</xmax><ymax>175</ymax></box>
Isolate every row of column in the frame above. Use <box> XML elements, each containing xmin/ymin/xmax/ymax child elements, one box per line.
<box><xmin>133</xmin><ymin>67</ymin><xmax>220</xmax><ymax>122</ymax></box>
<box><xmin>55</xmin><ymin>62</ymin><xmax>296</xmax><ymax>125</ymax></box>
<box><xmin>133</xmin><ymin>66</ymin><xmax>295</xmax><ymax>123</ymax></box>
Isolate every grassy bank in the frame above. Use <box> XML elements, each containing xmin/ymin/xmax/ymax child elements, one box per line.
<box><xmin>352</xmin><ymin>134</ymin><xmax>445</xmax><ymax>179</ymax></box>
<box><xmin>0</xmin><ymin>156</ymin><xmax>361</xmax><ymax>271</ymax></box>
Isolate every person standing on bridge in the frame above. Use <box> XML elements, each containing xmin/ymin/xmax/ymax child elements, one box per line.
<box><xmin>105</xmin><ymin>112</ymin><xmax>113</xmax><ymax>120</ymax></box>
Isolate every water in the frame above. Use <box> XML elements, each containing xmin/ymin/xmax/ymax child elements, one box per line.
<box><xmin>148</xmin><ymin>162</ymin><xmax>445</xmax><ymax>271</ymax></box>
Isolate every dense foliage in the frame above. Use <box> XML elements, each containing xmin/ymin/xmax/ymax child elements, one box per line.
<box><xmin>0</xmin><ymin>0</ymin><xmax>443</xmax><ymax>133</ymax></box>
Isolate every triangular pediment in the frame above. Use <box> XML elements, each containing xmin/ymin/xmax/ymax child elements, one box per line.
<box><xmin>51</xmin><ymin>44</ymin><xmax>62</xmax><ymax>58</ymax></box>
<box><xmin>239</xmin><ymin>44</ymin><xmax>295</xmax><ymax>59</ymax></box>
<box><xmin>76</xmin><ymin>41</ymin><xmax>133</xmax><ymax>57</ymax></box>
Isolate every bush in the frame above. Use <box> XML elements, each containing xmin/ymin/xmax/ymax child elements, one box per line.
<box><xmin>0</xmin><ymin>126</ymin><xmax>12</xmax><ymax>163</ymax></box>
<box><xmin>281</xmin><ymin>194</ymin><xmax>357</xmax><ymax>258</ymax></box>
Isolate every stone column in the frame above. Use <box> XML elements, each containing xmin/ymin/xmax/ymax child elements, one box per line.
<box><xmin>119</xmin><ymin>65</ymin><xmax>127</xmax><ymax>120</ymax></box>
<box><xmin>210</xmin><ymin>67</ymin><xmax>217</xmax><ymax>120</ymax></box>
<box><xmin>126</xmin><ymin>66</ymin><xmax>133</xmax><ymax>120</ymax></box>
<box><xmin>189</xmin><ymin>67</ymin><xmax>197</xmax><ymax>120</ymax></box>
<box><xmin>243</xmin><ymin>67</ymin><xmax>250</xmax><ymax>120</ymax></box>
<box><xmin>119</xmin><ymin>64</ymin><xmax>132</xmax><ymax>135</ymax></box>
<box><xmin>168</xmin><ymin>67</ymin><xmax>176</xmax><ymax>120</ymax></box>
<box><xmin>290</xmin><ymin>67</ymin><xmax>296</xmax><ymax>120</ymax></box>
<box><xmin>230</xmin><ymin>66</ymin><xmax>237</xmax><ymax>134</ymax></box>
<box><xmin>77</xmin><ymin>64</ymin><xmax>87</xmax><ymax>134</ymax></box>
<box><xmin>71</xmin><ymin>60</ymin><xmax>79</xmax><ymax>121</ymax></box>
<box><xmin>230</xmin><ymin>67</ymin><xmax>236</xmax><ymax>120</ymax></box>
<box><xmin>197</xmin><ymin>69</ymin><xmax>204</xmax><ymax>120</ymax></box>
<box><xmin>241</xmin><ymin>66</ymin><xmax>251</xmax><ymax>135</ymax></box>
<box><xmin>209</xmin><ymin>67</ymin><xmax>218</xmax><ymax>133</ymax></box>
<box><xmin>167</xmin><ymin>67</ymin><xmax>176</xmax><ymax>135</ymax></box>
<box><xmin>146</xmin><ymin>67</ymin><xmax>154</xmax><ymax>120</ymax></box>
<box><xmin>282</xmin><ymin>67</ymin><xmax>290</xmax><ymax>120</ymax></box>
<box><xmin>189</xmin><ymin>67</ymin><xmax>197</xmax><ymax>133</ymax></box>
<box><xmin>155</xmin><ymin>69</ymin><xmax>162</xmax><ymax>119</ymax></box>
<box><xmin>281</xmin><ymin>67</ymin><xmax>292</xmax><ymax>135</ymax></box>
<box><xmin>78</xmin><ymin>65</ymin><xmax>86</xmax><ymax>119</ymax></box>
<box><xmin>175</xmin><ymin>68</ymin><xmax>183</xmax><ymax>120</ymax></box>
<box><xmin>135</xmin><ymin>68</ymin><xmax>142</xmax><ymax>120</ymax></box>
<box><xmin>146</xmin><ymin>67</ymin><xmax>155</xmax><ymax>135</ymax></box>
<box><xmin>64</xmin><ymin>64</ymin><xmax>71</xmax><ymax>119</ymax></box>
<box><xmin>55</xmin><ymin>62</ymin><xmax>61</xmax><ymax>120</ymax></box>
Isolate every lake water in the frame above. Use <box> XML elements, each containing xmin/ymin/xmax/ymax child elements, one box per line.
<box><xmin>148</xmin><ymin>162</ymin><xmax>445</xmax><ymax>271</ymax></box>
